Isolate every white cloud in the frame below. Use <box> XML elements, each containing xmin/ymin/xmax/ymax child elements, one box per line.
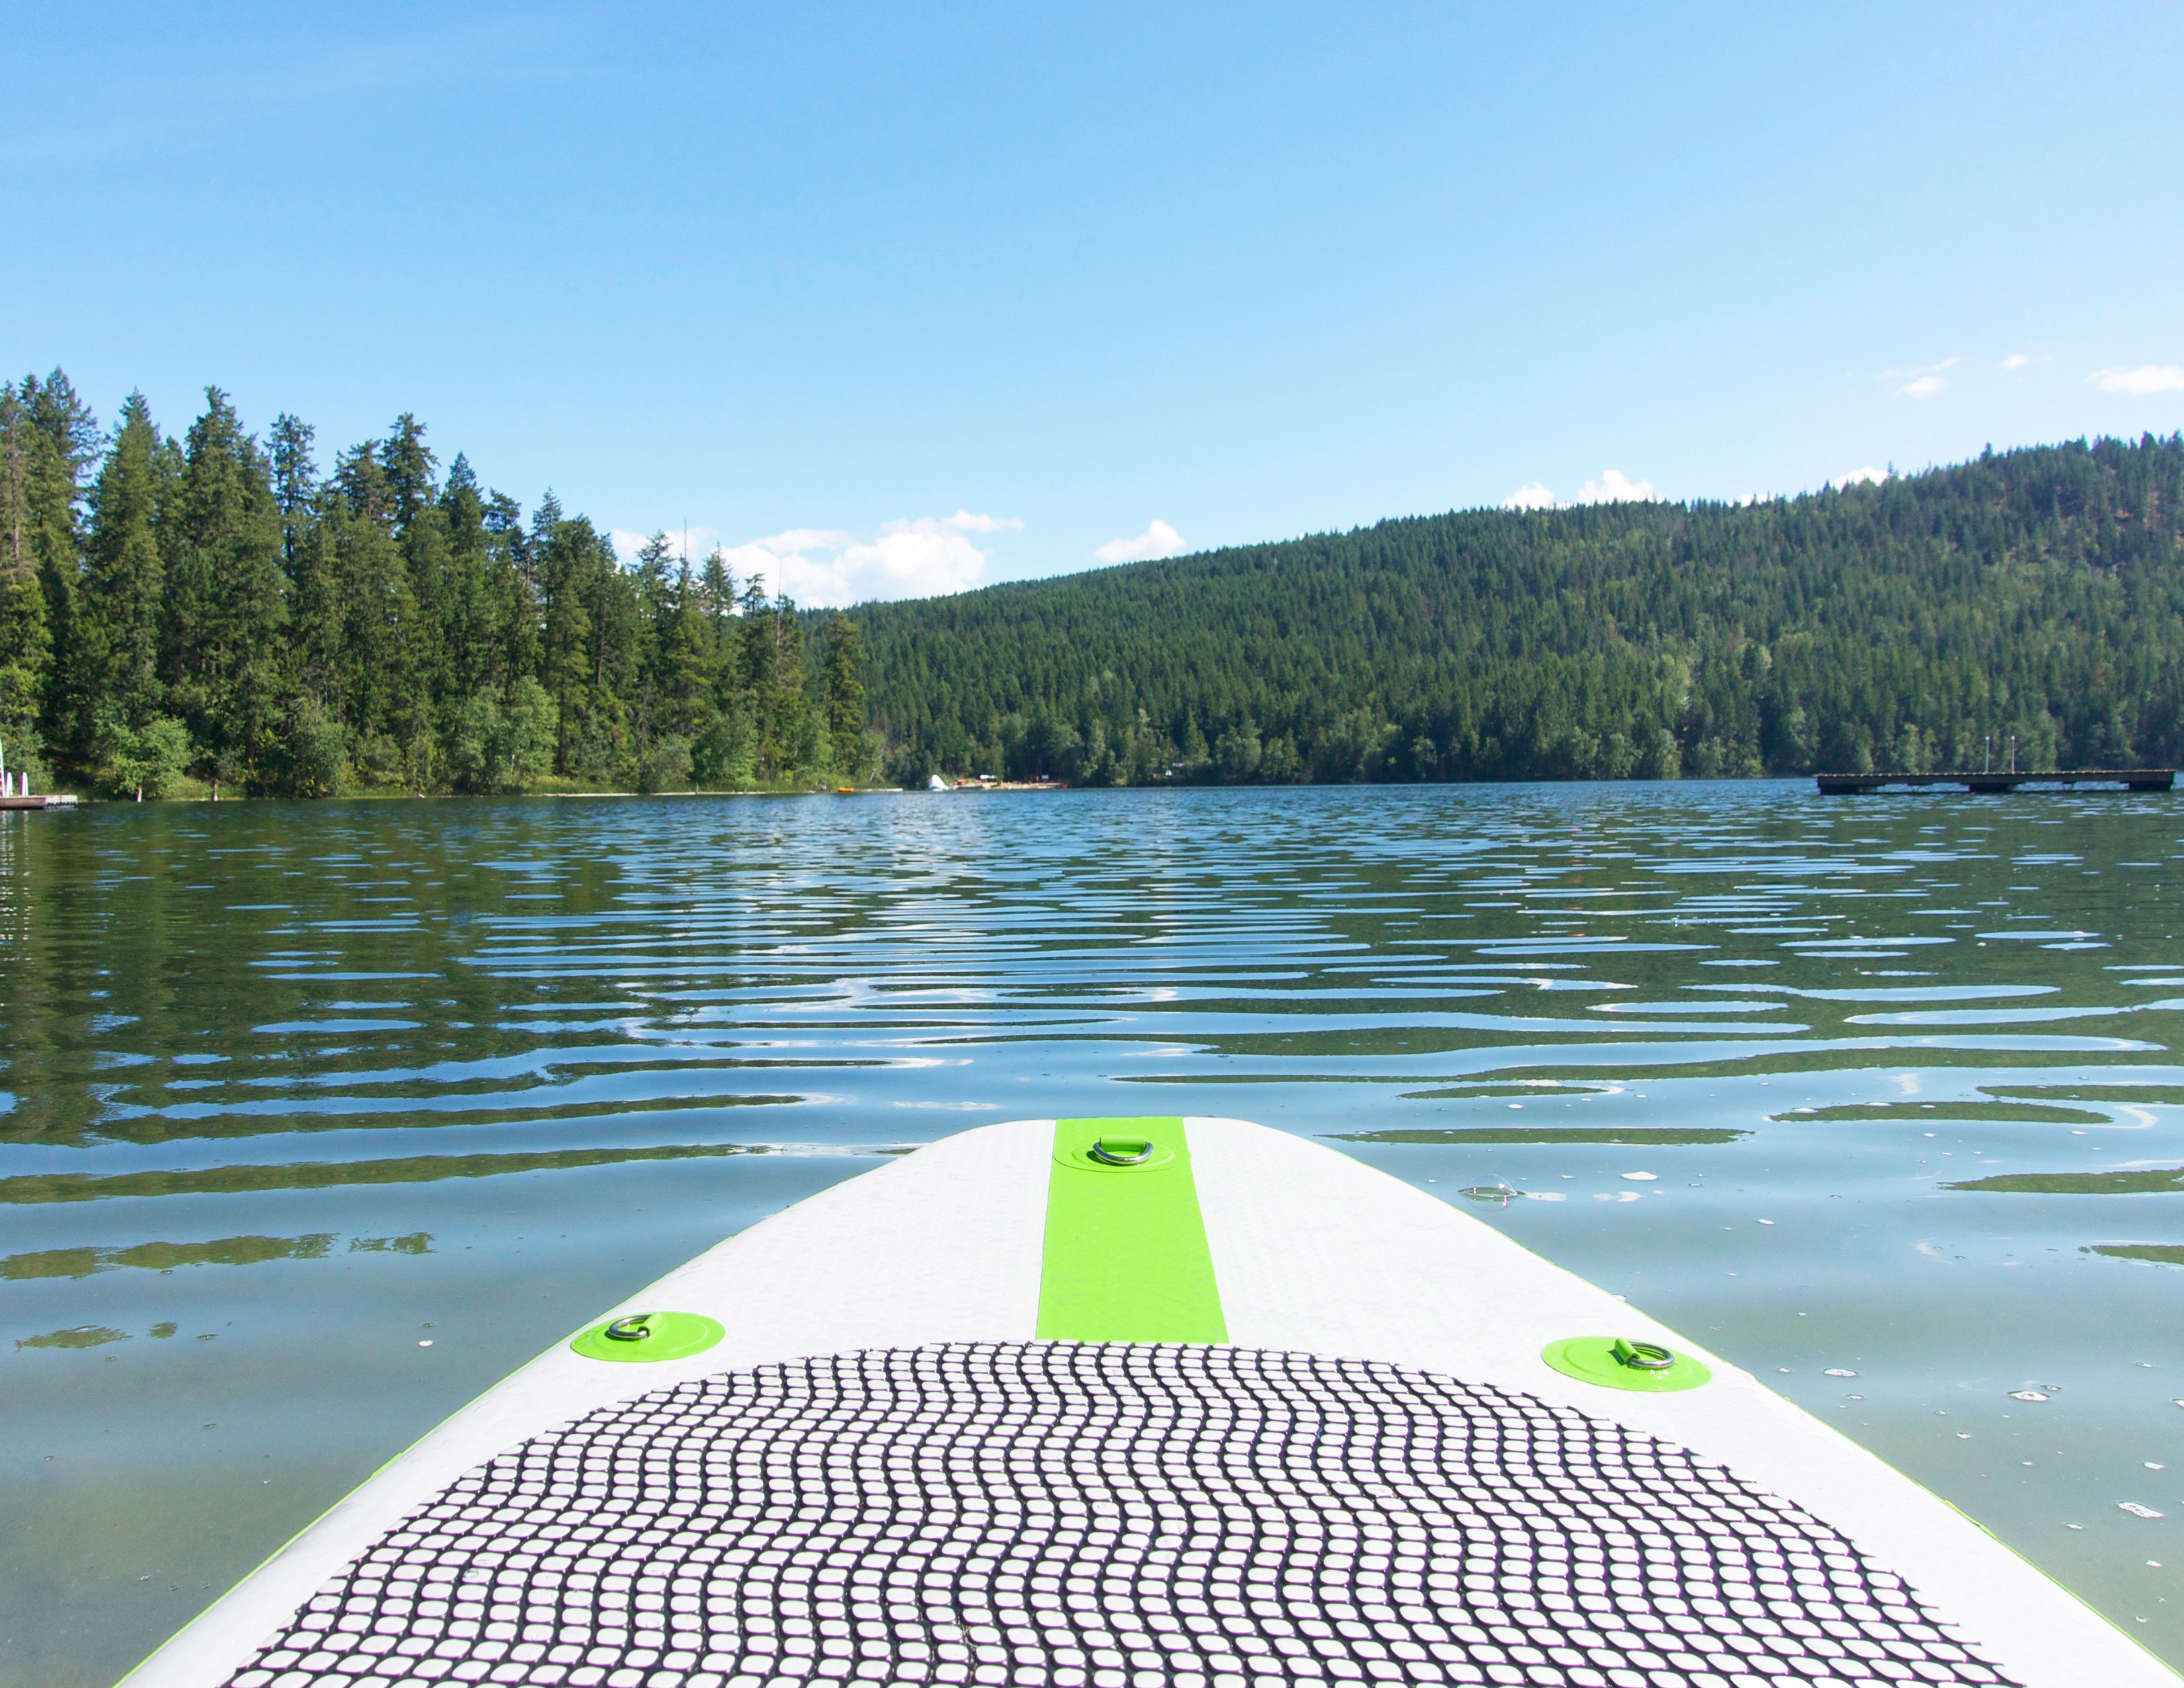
<box><xmin>1574</xmin><ymin>469</ymin><xmax>1655</xmax><ymax>504</ymax></box>
<box><xmin>1878</xmin><ymin>355</ymin><xmax>1958</xmax><ymax>399</ymax></box>
<box><xmin>1502</xmin><ymin>482</ymin><xmax>1557</xmax><ymax>511</ymax></box>
<box><xmin>942</xmin><ymin>509</ymin><xmax>1022</xmax><ymax>535</ymax></box>
<box><xmin>1094</xmin><ymin>520</ymin><xmax>1187</xmax><ymax>564</ymax></box>
<box><xmin>2090</xmin><ymin>364</ymin><xmax>2184</xmax><ymax>395</ymax></box>
<box><xmin>704</xmin><ymin>512</ymin><xmax>1022</xmax><ymax>608</ymax></box>
<box><xmin>2001</xmin><ymin>352</ymin><xmax>2032</xmax><ymax>370</ymax></box>
<box><xmin>1837</xmin><ymin>465</ymin><xmax>1889</xmax><ymax>486</ymax></box>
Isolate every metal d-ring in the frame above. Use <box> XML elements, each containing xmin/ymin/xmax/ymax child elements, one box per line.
<box><xmin>604</xmin><ymin>1313</ymin><xmax>654</xmax><ymax>1343</ymax></box>
<box><xmin>1087</xmin><ymin>1138</ymin><xmax>1156</xmax><ymax>1166</ymax></box>
<box><xmin>1611</xmin><ymin>1337</ymin><xmax>1675</xmax><ymax>1371</ymax></box>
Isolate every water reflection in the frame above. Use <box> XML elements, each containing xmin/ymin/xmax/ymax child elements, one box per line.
<box><xmin>4</xmin><ymin>781</ymin><xmax>2184</xmax><ymax>1682</ymax></box>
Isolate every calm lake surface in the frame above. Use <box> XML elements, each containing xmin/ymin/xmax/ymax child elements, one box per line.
<box><xmin>7</xmin><ymin>781</ymin><xmax>2184</xmax><ymax>1684</ymax></box>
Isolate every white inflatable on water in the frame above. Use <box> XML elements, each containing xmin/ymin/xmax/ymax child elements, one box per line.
<box><xmin>124</xmin><ymin>1117</ymin><xmax>2177</xmax><ymax>1687</ymax></box>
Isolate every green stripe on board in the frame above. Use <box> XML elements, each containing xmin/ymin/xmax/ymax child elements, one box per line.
<box><xmin>1036</xmin><ymin>1117</ymin><xmax>1227</xmax><ymax>1343</ymax></box>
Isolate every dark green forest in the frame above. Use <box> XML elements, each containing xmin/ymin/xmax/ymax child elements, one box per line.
<box><xmin>0</xmin><ymin>373</ymin><xmax>873</xmax><ymax>798</ymax></box>
<box><xmin>860</xmin><ymin>433</ymin><xmax>2184</xmax><ymax>786</ymax></box>
<box><xmin>5</xmin><ymin>367</ymin><xmax>2179</xmax><ymax>796</ymax></box>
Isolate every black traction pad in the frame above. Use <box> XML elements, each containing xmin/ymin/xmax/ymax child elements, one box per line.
<box><xmin>230</xmin><ymin>1342</ymin><xmax>2013</xmax><ymax>1686</ymax></box>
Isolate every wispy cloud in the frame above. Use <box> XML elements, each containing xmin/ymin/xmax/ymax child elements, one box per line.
<box><xmin>670</xmin><ymin>510</ymin><xmax>1023</xmax><ymax>608</ymax></box>
<box><xmin>1882</xmin><ymin>356</ymin><xmax>1959</xmax><ymax>379</ymax></box>
<box><xmin>5</xmin><ymin>16</ymin><xmax>593</xmax><ymax>164</ymax></box>
<box><xmin>1502</xmin><ymin>482</ymin><xmax>1557</xmax><ymax>511</ymax></box>
<box><xmin>1837</xmin><ymin>466</ymin><xmax>1889</xmax><ymax>487</ymax></box>
<box><xmin>1878</xmin><ymin>355</ymin><xmax>1957</xmax><ymax>400</ymax></box>
<box><xmin>1095</xmin><ymin>520</ymin><xmax>1186</xmax><ymax>564</ymax></box>
<box><xmin>1574</xmin><ymin>469</ymin><xmax>1655</xmax><ymax>504</ymax></box>
<box><xmin>2001</xmin><ymin>352</ymin><xmax>2033</xmax><ymax>370</ymax></box>
<box><xmin>2089</xmin><ymin>365</ymin><xmax>2184</xmax><ymax>395</ymax></box>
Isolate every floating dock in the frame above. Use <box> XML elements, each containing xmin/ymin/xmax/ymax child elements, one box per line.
<box><xmin>1817</xmin><ymin>767</ymin><xmax>2175</xmax><ymax>795</ymax></box>
<box><xmin>0</xmin><ymin>793</ymin><xmax>77</xmax><ymax>810</ymax></box>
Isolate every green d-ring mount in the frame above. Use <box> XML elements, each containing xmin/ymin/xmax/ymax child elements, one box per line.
<box><xmin>1542</xmin><ymin>1335</ymin><xmax>1712</xmax><ymax>1393</ymax></box>
<box><xmin>1055</xmin><ymin>1132</ymin><xmax>1177</xmax><ymax>1174</ymax></box>
<box><xmin>570</xmin><ymin>1309</ymin><xmax>725</xmax><ymax>1363</ymax></box>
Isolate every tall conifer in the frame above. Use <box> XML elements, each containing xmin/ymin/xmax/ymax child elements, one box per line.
<box><xmin>160</xmin><ymin>388</ymin><xmax>287</xmax><ymax>786</ymax></box>
<box><xmin>83</xmin><ymin>393</ymin><xmax>174</xmax><ymax>745</ymax></box>
<box><xmin>0</xmin><ymin>382</ymin><xmax>50</xmax><ymax>774</ymax></box>
<box><xmin>269</xmin><ymin>414</ymin><xmax>317</xmax><ymax>575</ymax></box>
<box><xmin>15</xmin><ymin>374</ymin><xmax>99</xmax><ymax>775</ymax></box>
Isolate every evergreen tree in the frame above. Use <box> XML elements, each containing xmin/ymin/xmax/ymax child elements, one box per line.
<box><xmin>535</xmin><ymin>498</ymin><xmax>642</xmax><ymax>780</ymax></box>
<box><xmin>0</xmin><ymin>382</ymin><xmax>51</xmax><ymax>777</ymax></box>
<box><xmin>822</xmin><ymin>612</ymin><xmax>868</xmax><ymax>776</ymax></box>
<box><xmin>324</xmin><ymin>445</ymin><xmax>424</xmax><ymax>784</ymax></box>
<box><xmin>382</xmin><ymin>414</ymin><xmax>437</xmax><ymax>530</ymax></box>
<box><xmin>11</xmin><ymin>374</ymin><xmax>101</xmax><ymax>778</ymax></box>
<box><xmin>82</xmin><ymin>393</ymin><xmax>178</xmax><ymax>776</ymax></box>
<box><xmin>159</xmin><ymin>389</ymin><xmax>287</xmax><ymax>789</ymax></box>
<box><xmin>437</xmin><ymin>453</ymin><xmax>493</xmax><ymax>700</ymax></box>
<box><xmin>268</xmin><ymin>413</ymin><xmax>317</xmax><ymax>574</ymax></box>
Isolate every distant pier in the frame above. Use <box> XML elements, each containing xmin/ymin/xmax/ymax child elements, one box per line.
<box><xmin>1816</xmin><ymin>768</ymin><xmax>2175</xmax><ymax>796</ymax></box>
<box><xmin>0</xmin><ymin>740</ymin><xmax>71</xmax><ymax>808</ymax></box>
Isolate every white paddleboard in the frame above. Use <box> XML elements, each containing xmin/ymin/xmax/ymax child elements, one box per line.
<box><xmin>122</xmin><ymin>1117</ymin><xmax>2179</xmax><ymax>1687</ymax></box>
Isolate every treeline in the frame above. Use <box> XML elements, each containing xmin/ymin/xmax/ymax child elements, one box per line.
<box><xmin>858</xmin><ymin>434</ymin><xmax>2184</xmax><ymax>785</ymax></box>
<box><xmin>0</xmin><ymin>372</ymin><xmax>874</xmax><ymax>798</ymax></box>
<box><xmin>9</xmin><ymin>370</ymin><xmax>2179</xmax><ymax>799</ymax></box>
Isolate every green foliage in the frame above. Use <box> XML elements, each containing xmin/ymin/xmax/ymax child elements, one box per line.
<box><xmin>95</xmin><ymin>712</ymin><xmax>193</xmax><ymax>800</ymax></box>
<box><xmin>856</xmin><ymin>434</ymin><xmax>2184</xmax><ymax>783</ymax></box>
<box><xmin>637</xmin><ymin>733</ymin><xmax>694</xmax><ymax>794</ymax></box>
<box><xmin>821</xmin><ymin>613</ymin><xmax>867</xmax><ymax>749</ymax></box>
<box><xmin>83</xmin><ymin>393</ymin><xmax>173</xmax><ymax>736</ymax></box>
<box><xmin>20</xmin><ymin>375</ymin><xmax>872</xmax><ymax>799</ymax></box>
<box><xmin>1</xmin><ymin>371</ymin><xmax>99</xmax><ymax>782</ymax></box>
<box><xmin>26</xmin><ymin>366</ymin><xmax>2178</xmax><ymax>802</ymax></box>
<box><xmin>447</xmin><ymin>677</ymin><xmax>555</xmax><ymax>794</ymax></box>
<box><xmin>692</xmin><ymin>704</ymin><xmax>756</xmax><ymax>790</ymax></box>
<box><xmin>160</xmin><ymin>387</ymin><xmax>289</xmax><ymax>786</ymax></box>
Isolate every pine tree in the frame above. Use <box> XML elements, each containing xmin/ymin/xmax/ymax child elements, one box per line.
<box><xmin>325</xmin><ymin>445</ymin><xmax>422</xmax><ymax>784</ymax></box>
<box><xmin>268</xmin><ymin>413</ymin><xmax>317</xmax><ymax>575</ymax></box>
<box><xmin>662</xmin><ymin>557</ymin><xmax>713</xmax><ymax>736</ymax></box>
<box><xmin>83</xmin><ymin>393</ymin><xmax>177</xmax><ymax>768</ymax></box>
<box><xmin>629</xmin><ymin>531</ymin><xmax>676</xmax><ymax>746</ymax></box>
<box><xmin>382</xmin><ymin>414</ymin><xmax>437</xmax><ymax>530</ymax></box>
<box><xmin>0</xmin><ymin>381</ymin><xmax>50</xmax><ymax>778</ymax></box>
<box><xmin>822</xmin><ymin>613</ymin><xmax>868</xmax><ymax>775</ymax></box>
<box><xmin>437</xmin><ymin>454</ymin><xmax>492</xmax><ymax>699</ymax></box>
<box><xmin>13</xmin><ymin>374</ymin><xmax>99</xmax><ymax>778</ymax></box>
<box><xmin>534</xmin><ymin>496</ymin><xmax>612</xmax><ymax>777</ymax></box>
<box><xmin>160</xmin><ymin>388</ymin><xmax>288</xmax><ymax>789</ymax></box>
<box><xmin>482</xmin><ymin>489</ymin><xmax>539</xmax><ymax>692</ymax></box>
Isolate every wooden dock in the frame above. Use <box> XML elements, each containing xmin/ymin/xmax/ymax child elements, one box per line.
<box><xmin>0</xmin><ymin>794</ymin><xmax>77</xmax><ymax>811</ymax></box>
<box><xmin>1816</xmin><ymin>768</ymin><xmax>2175</xmax><ymax>796</ymax></box>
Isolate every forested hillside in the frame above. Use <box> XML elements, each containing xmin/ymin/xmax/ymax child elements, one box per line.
<box><xmin>0</xmin><ymin>373</ymin><xmax>872</xmax><ymax>797</ymax></box>
<box><xmin>859</xmin><ymin>434</ymin><xmax>2184</xmax><ymax>785</ymax></box>
<box><xmin>6</xmin><ymin>366</ymin><xmax>2179</xmax><ymax>797</ymax></box>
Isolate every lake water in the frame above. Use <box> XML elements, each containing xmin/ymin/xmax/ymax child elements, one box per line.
<box><xmin>6</xmin><ymin>781</ymin><xmax>2184</xmax><ymax>1685</ymax></box>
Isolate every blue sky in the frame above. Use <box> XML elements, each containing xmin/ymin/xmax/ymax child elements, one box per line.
<box><xmin>7</xmin><ymin>3</ymin><xmax>2181</xmax><ymax>604</ymax></box>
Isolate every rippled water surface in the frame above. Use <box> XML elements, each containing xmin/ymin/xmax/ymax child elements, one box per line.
<box><xmin>8</xmin><ymin>782</ymin><xmax>2184</xmax><ymax>1683</ymax></box>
